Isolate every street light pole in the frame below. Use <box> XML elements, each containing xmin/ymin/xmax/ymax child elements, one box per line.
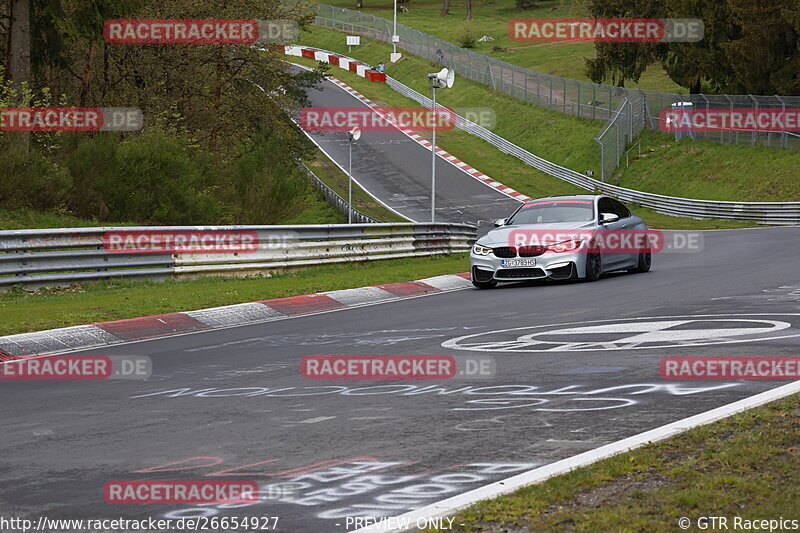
<box><xmin>347</xmin><ymin>127</ymin><xmax>361</xmax><ymax>224</ymax></box>
<box><xmin>431</xmin><ymin>86</ymin><xmax>437</xmax><ymax>222</ymax></box>
<box><xmin>348</xmin><ymin>138</ymin><xmax>353</xmax><ymax>224</ymax></box>
<box><xmin>425</xmin><ymin>68</ymin><xmax>454</xmax><ymax>223</ymax></box>
<box><xmin>393</xmin><ymin>0</ymin><xmax>397</xmax><ymax>55</ymax></box>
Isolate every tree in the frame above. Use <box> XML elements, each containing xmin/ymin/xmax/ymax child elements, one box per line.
<box><xmin>7</xmin><ymin>0</ymin><xmax>31</xmax><ymax>148</ymax></box>
<box><xmin>441</xmin><ymin>0</ymin><xmax>450</xmax><ymax>16</ymax></box>
<box><xmin>724</xmin><ymin>0</ymin><xmax>799</xmax><ymax>94</ymax></box>
<box><xmin>7</xmin><ymin>0</ymin><xmax>30</xmax><ymax>93</ymax></box>
<box><xmin>466</xmin><ymin>0</ymin><xmax>473</xmax><ymax>20</ymax></box>
<box><xmin>584</xmin><ymin>0</ymin><xmax>666</xmax><ymax>87</ymax></box>
<box><xmin>586</xmin><ymin>0</ymin><xmax>800</xmax><ymax>95</ymax></box>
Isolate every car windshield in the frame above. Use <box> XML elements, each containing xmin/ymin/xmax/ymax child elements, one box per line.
<box><xmin>508</xmin><ymin>200</ymin><xmax>595</xmax><ymax>224</ymax></box>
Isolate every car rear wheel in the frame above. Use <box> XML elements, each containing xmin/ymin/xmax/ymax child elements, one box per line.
<box><xmin>631</xmin><ymin>249</ymin><xmax>652</xmax><ymax>273</ymax></box>
<box><xmin>584</xmin><ymin>252</ymin><xmax>602</xmax><ymax>281</ymax></box>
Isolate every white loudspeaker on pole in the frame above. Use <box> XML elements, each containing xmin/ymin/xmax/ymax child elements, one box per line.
<box><xmin>425</xmin><ymin>68</ymin><xmax>455</xmax><ymax>222</ymax></box>
<box><xmin>347</xmin><ymin>127</ymin><xmax>361</xmax><ymax>224</ymax></box>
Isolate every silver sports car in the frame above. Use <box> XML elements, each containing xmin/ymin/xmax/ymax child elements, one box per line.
<box><xmin>470</xmin><ymin>195</ymin><xmax>652</xmax><ymax>289</ymax></box>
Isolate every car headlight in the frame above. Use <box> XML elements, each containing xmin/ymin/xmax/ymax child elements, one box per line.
<box><xmin>472</xmin><ymin>244</ymin><xmax>492</xmax><ymax>256</ymax></box>
<box><xmin>546</xmin><ymin>238</ymin><xmax>584</xmax><ymax>253</ymax></box>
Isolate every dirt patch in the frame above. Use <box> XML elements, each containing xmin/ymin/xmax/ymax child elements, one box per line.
<box><xmin>540</xmin><ymin>470</ymin><xmax>670</xmax><ymax>519</ymax></box>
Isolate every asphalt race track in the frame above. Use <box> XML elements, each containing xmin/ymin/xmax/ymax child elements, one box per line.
<box><xmin>2</xmin><ymin>227</ymin><xmax>800</xmax><ymax>532</ymax></box>
<box><xmin>294</xmin><ymin>65</ymin><xmax>521</xmax><ymax>224</ymax></box>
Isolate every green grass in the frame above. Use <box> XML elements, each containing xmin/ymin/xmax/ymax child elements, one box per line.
<box><xmin>421</xmin><ymin>393</ymin><xmax>800</xmax><ymax>532</ymax></box>
<box><xmin>0</xmin><ymin>209</ymin><xmax>140</xmax><ymax>230</ymax></box>
<box><xmin>0</xmin><ymin>253</ymin><xmax>468</xmax><ymax>336</ymax></box>
<box><xmin>324</xmin><ymin>0</ymin><xmax>683</xmax><ymax>93</ymax></box>
<box><xmin>295</xmin><ymin>25</ymin><xmax>800</xmax><ymax>208</ymax></box>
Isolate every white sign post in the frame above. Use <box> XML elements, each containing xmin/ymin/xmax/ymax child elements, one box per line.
<box><xmin>346</xmin><ymin>35</ymin><xmax>360</xmax><ymax>54</ymax></box>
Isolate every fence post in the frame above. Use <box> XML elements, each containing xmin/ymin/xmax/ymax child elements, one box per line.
<box><xmin>524</xmin><ymin>72</ymin><xmax>528</xmax><ymax>102</ymax></box>
<box><xmin>748</xmin><ymin>94</ymin><xmax>758</xmax><ymax>146</ymax></box>
<box><xmin>628</xmin><ymin>99</ymin><xmax>633</xmax><ymax>142</ymax></box>
<box><xmin>599</xmin><ymin>141</ymin><xmax>605</xmax><ymax>182</ymax></box>
<box><xmin>776</xmin><ymin>95</ymin><xmax>787</xmax><ymax>149</ymax></box>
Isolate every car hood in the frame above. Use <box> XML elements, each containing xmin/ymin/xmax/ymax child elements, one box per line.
<box><xmin>477</xmin><ymin>221</ymin><xmax>596</xmax><ymax>246</ymax></box>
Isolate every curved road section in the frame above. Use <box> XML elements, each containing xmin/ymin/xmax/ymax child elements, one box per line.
<box><xmin>295</xmin><ymin>65</ymin><xmax>520</xmax><ymax>224</ymax></box>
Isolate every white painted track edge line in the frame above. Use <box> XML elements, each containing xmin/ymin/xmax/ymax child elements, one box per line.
<box><xmin>289</xmin><ymin>62</ymin><xmax>414</xmax><ymax>223</ymax></box>
<box><xmin>353</xmin><ymin>379</ymin><xmax>800</xmax><ymax>532</ymax></box>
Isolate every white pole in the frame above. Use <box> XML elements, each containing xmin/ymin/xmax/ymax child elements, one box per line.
<box><xmin>348</xmin><ymin>138</ymin><xmax>353</xmax><ymax>224</ymax></box>
<box><xmin>393</xmin><ymin>0</ymin><xmax>397</xmax><ymax>55</ymax></box>
<box><xmin>431</xmin><ymin>86</ymin><xmax>436</xmax><ymax>223</ymax></box>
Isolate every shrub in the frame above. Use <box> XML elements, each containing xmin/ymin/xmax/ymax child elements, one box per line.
<box><xmin>0</xmin><ymin>137</ymin><xmax>72</xmax><ymax>210</ymax></box>
<box><xmin>454</xmin><ymin>22</ymin><xmax>477</xmax><ymax>48</ymax></box>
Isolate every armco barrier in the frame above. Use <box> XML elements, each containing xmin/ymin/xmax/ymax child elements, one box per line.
<box><xmin>288</xmin><ymin>45</ymin><xmax>800</xmax><ymax>225</ymax></box>
<box><xmin>0</xmin><ymin>224</ymin><xmax>476</xmax><ymax>290</ymax></box>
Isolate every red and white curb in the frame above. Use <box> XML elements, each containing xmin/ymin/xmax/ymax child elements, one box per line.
<box><xmin>0</xmin><ymin>273</ymin><xmax>472</xmax><ymax>357</ymax></box>
<box><xmin>285</xmin><ymin>44</ymin><xmax>531</xmax><ymax>204</ymax></box>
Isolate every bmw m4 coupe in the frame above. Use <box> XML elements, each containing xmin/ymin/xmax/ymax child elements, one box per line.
<box><xmin>470</xmin><ymin>195</ymin><xmax>652</xmax><ymax>289</ymax></box>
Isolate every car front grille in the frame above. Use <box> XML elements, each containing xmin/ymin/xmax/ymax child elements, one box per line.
<box><xmin>491</xmin><ymin>246</ymin><xmax>546</xmax><ymax>258</ymax></box>
<box><xmin>495</xmin><ymin>268</ymin><xmax>546</xmax><ymax>279</ymax></box>
<box><xmin>491</xmin><ymin>247</ymin><xmax>516</xmax><ymax>258</ymax></box>
<box><xmin>518</xmin><ymin>245</ymin><xmax>546</xmax><ymax>257</ymax></box>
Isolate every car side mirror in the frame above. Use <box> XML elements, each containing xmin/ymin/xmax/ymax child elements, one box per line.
<box><xmin>493</xmin><ymin>218</ymin><xmax>507</xmax><ymax>227</ymax></box>
<box><xmin>600</xmin><ymin>213</ymin><xmax>619</xmax><ymax>224</ymax></box>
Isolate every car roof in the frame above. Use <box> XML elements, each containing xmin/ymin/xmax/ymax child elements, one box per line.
<box><xmin>523</xmin><ymin>195</ymin><xmax>602</xmax><ymax>204</ymax></box>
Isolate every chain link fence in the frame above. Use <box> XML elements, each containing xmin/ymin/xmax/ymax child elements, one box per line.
<box><xmin>314</xmin><ymin>4</ymin><xmax>800</xmax><ymax>154</ymax></box>
<box><xmin>594</xmin><ymin>95</ymin><xmax>649</xmax><ymax>181</ymax></box>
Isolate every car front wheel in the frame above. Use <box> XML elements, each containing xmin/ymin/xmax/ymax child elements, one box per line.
<box><xmin>584</xmin><ymin>252</ymin><xmax>602</xmax><ymax>281</ymax></box>
<box><xmin>631</xmin><ymin>249</ymin><xmax>652</xmax><ymax>273</ymax></box>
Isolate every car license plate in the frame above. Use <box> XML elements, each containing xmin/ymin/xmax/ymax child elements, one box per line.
<box><xmin>501</xmin><ymin>258</ymin><xmax>536</xmax><ymax>267</ymax></box>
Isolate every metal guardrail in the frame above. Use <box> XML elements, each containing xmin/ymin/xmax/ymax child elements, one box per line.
<box><xmin>0</xmin><ymin>224</ymin><xmax>476</xmax><ymax>289</ymax></box>
<box><xmin>299</xmin><ymin>161</ymin><xmax>379</xmax><ymax>223</ymax></box>
<box><xmin>314</xmin><ymin>4</ymin><xmax>800</xmax><ymax>152</ymax></box>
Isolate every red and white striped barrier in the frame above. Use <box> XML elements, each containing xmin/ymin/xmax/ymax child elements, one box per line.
<box><xmin>283</xmin><ymin>45</ymin><xmax>386</xmax><ymax>82</ymax></box>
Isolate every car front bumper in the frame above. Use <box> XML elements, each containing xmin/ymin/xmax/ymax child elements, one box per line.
<box><xmin>470</xmin><ymin>251</ymin><xmax>587</xmax><ymax>282</ymax></box>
